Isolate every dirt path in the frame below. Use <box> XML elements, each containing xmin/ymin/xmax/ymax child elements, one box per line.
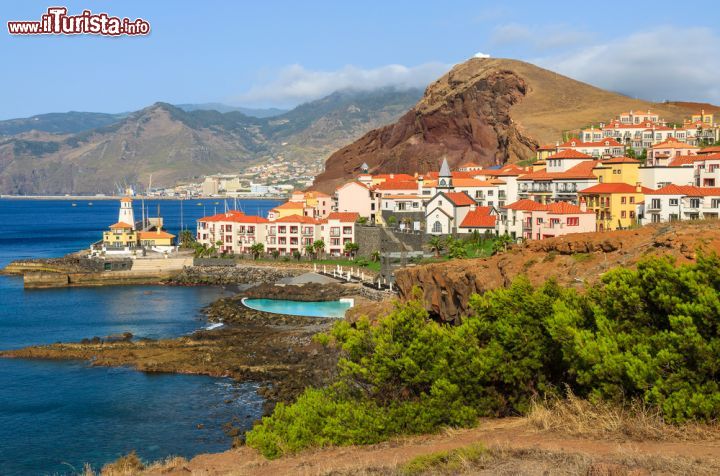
<box><xmin>146</xmin><ymin>418</ymin><xmax>720</xmax><ymax>475</ymax></box>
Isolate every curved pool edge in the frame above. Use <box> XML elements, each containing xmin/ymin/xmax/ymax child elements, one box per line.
<box><xmin>240</xmin><ymin>297</ymin><xmax>353</xmax><ymax>318</ymax></box>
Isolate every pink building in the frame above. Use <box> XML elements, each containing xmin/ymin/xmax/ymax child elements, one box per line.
<box><xmin>196</xmin><ymin>211</ymin><xmax>269</xmax><ymax>254</ymax></box>
<box><xmin>335</xmin><ymin>181</ymin><xmax>374</xmax><ymax>219</ymax></box>
<box><xmin>323</xmin><ymin>212</ymin><xmax>359</xmax><ymax>256</ymax></box>
<box><xmin>647</xmin><ymin>138</ymin><xmax>699</xmax><ymax>166</ymax></box>
<box><xmin>501</xmin><ymin>199</ymin><xmax>595</xmax><ymax>240</ymax></box>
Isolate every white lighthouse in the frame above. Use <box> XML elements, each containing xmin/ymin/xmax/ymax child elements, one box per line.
<box><xmin>118</xmin><ymin>197</ymin><xmax>136</xmax><ymax>229</ymax></box>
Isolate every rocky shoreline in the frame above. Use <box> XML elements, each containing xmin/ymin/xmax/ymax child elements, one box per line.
<box><xmin>0</xmin><ymin>280</ymin><xmax>385</xmax><ymax>419</ymax></box>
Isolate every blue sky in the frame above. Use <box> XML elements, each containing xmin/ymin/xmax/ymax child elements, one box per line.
<box><xmin>1</xmin><ymin>0</ymin><xmax>719</xmax><ymax>119</ymax></box>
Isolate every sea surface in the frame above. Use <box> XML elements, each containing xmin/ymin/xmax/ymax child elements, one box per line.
<box><xmin>0</xmin><ymin>198</ymin><xmax>281</xmax><ymax>475</ymax></box>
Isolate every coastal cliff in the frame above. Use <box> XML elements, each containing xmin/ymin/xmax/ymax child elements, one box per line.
<box><xmin>394</xmin><ymin>221</ymin><xmax>720</xmax><ymax>322</ymax></box>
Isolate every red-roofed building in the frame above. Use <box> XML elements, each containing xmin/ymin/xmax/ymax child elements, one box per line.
<box><xmin>517</xmin><ymin>160</ymin><xmax>600</xmax><ymax>204</ymax></box>
<box><xmin>498</xmin><ymin>199</ymin><xmax>595</xmax><ymax>240</ymax></box>
<box><xmin>557</xmin><ymin>138</ymin><xmax>625</xmax><ymax>158</ymax></box>
<box><xmin>579</xmin><ymin>183</ymin><xmax>650</xmax><ymax>231</ymax></box>
<box><xmin>197</xmin><ymin>211</ymin><xmax>269</xmax><ymax>254</ymax></box>
<box><xmin>647</xmin><ymin>137</ymin><xmax>699</xmax><ymax>166</ymax></box>
<box><xmin>643</xmin><ymin>184</ymin><xmax>720</xmax><ymax>224</ymax></box>
<box><xmin>425</xmin><ymin>191</ymin><xmax>476</xmax><ymax>235</ymax></box>
<box><xmin>323</xmin><ymin>212</ymin><xmax>359</xmax><ymax>256</ymax></box>
<box><xmin>335</xmin><ymin>181</ymin><xmax>375</xmax><ymax>221</ymax></box>
<box><xmin>459</xmin><ymin>206</ymin><xmax>497</xmax><ymax>233</ymax></box>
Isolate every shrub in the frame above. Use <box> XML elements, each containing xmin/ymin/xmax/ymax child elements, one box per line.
<box><xmin>247</xmin><ymin>255</ymin><xmax>720</xmax><ymax>457</ymax></box>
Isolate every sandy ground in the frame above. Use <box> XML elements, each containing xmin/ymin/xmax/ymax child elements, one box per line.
<box><xmin>144</xmin><ymin>418</ymin><xmax>720</xmax><ymax>475</ymax></box>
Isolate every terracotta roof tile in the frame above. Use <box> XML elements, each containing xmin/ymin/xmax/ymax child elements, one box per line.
<box><xmin>326</xmin><ymin>212</ymin><xmax>359</xmax><ymax>222</ymax></box>
<box><xmin>547</xmin><ymin>149</ymin><xmax>594</xmax><ymax>160</ymax></box>
<box><xmin>460</xmin><ymin>208</ymin><xmax>496</xmax><ymax>228</ymax></box>
<box><xmin>109</xmin><ymin>222</ymin><xmax>134</xmax><ymax>229</ymax></box>
<box><xmin>444</xmin><ymin>192</ymin><xmax>475</xmax><ymax>206</ymax></box>
<box><xmin>580</xmin><ymin>183</ymin><xmax>652</xmax><ymax>194</ymax></box>
<box><xmin>646</xmin><ymin>185</ymin><xmax>720</xmax><ymax>196</ymax></box>
<box><xmin>503</xmin><ymin>199</ymin><xmax>547</xmax><ymax>211</ymax></box>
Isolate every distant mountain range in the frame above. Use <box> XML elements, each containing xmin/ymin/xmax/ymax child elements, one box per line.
<box><xmin>174</xmin><ymin>103</ymin><xmax>289</xmax><ymax>118</ymax></box>
<box><xmin>0</xmin><ymin>88</ymin><xmax>422</xmax><ymax>195</ymax></box>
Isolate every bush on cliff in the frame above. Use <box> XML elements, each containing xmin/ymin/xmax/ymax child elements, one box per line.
<box><xmin>246</xmin><ymin>255</ymin><xmax>720</xmax><ymax>458</ymax></box>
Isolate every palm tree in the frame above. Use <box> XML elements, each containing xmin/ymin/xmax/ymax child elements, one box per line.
<box><xmin>427</xmin><ymin>236</ymin><xmax>445</xmax><ymax>258</ymax></box>
<box><xmin>491</xmin><ymin>234</ymin><xmax>514</xmax><ymax>255</ymax></box>
<box><xmin>249</xmin><ymin>242</ymin><xmax>264</xmax><ymax>260</ymax></box>
<box><xmin>313</xmin><ymin>239</ymin><xmax>325</xmax><ymax>259</ymax></box>
<box><xmin>271</xmin><ymin>249</ymin><xmax>280</xmax><ymax>260</ymax></box>
<box><xmin>292</xmin><ymin>250</ymin><xmax>302</xmax><ymax>261</ymax></box>
<box><xmin>305</xmin><ymin>243</ymin><xmax>316</xmax><ymax>259</ymax></box>
<box><xmin>344</xmin><ymin>241</ymin><xmax>359</xmax><ymax>258</ymax></box>
<box><xmin>179</xmin><ymin>230</ymin><xmax>195</xmax><ymax>248</ymax></box>
<box><xmin>370</xmin><ymin>250</ymin><xmax>381</xmax><ymax>262</ymax></box>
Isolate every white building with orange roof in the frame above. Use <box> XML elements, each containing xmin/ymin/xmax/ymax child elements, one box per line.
<box><xmin>265</xmin><ymin>215</ymin><xmax>322</xmax><ymax>256</ymax></box>
<box><xmin>458</xmin><ymin>205</ymin><xmax>497</xmax><ymax>234</ymax></box>
<box><xmin>288</xmin><ymin>190</ymin><xmax>333</xmax><ymax>219</ymax></box>
<box><xmin>646</xmin><ymin>138</ymin><xmax>699</xmax><ymax>166</ymax></box>
<box><xmin>196</xmin><ymin>210</ymin><xmax>268</xmax><ymax>254</ymax></box>
<box><xmin>643</xmin><ymin>185</ymin><xmax>720</xmax><ymax>224</ymax></box>
<box><xmin>456</xmin><ymin>162</ymin><xmax>483</xmax><ymax>172</ymax></box>
<box><xmin>498</xmin><ymin>199</ymin><xmax>595</xmax><ymax>240</ymax></box>
<box><xmin>517</xmin><ymin>159</ymin><xmax>600</xmax><ymax>204</ymax></box>
<box><xmin>557</xmin><ymin>138</ymin><xmax>625</xmax><ymax>157</ymax></box>
<box><xmin>322</xmin><ymin>212</ymin><xmax>359</xmax><ymax>256</ymax></box>
<box><xmin>267</xmin><ymin>201</ymin><xmax>305</xmax><ymax>221</ymax></box>
<box><xmin>335</xmin><ymin>181</ymin><xmax>375</xmax><ymax>220</ymax></box>
<box><xmin>425</xmin><ymin>191</ymin><xmax>476</xmax><ymax>235</ymax></box>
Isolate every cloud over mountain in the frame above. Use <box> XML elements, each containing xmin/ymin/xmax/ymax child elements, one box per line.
<box><xmin>235</xmin><ymin>62</ymin><xmax>450</xmax><ymax>106</ymax></box>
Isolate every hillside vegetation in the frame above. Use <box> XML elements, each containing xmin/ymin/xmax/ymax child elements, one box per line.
<box><xmin>246</xmin><ymin>254</ymin><xmax>720</xmax><ymax>458</ymax></box>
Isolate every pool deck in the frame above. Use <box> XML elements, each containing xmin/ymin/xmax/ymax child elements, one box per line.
<box><xmin>276</xmin><ymin>272</ymin><xmax>340</xmax><ymax>286</ymax></box>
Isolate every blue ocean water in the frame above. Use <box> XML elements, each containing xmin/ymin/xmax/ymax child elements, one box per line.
<box><xmin>0</xmin><ymin>198</ymin><xmax>281</xmax><ymax>475</ymax></box>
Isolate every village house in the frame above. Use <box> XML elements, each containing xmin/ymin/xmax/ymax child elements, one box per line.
<box><xmin>579</xmin><ymin>183</ymin><xmax>650</xmax><ymax>231</ymax></box>
<box><xmin>196</xmin><ymin>211</ymin><xmax>268</xmax><ymax>254</ymax></box>
<box><xmin>101</xmin><ymin>198</ymin><xmax>176</xmax><ymax>255</ymax></box>
<box><xmin>643</xmin><ymin>185</ymin><xmax>720</xmax><ymax>224</ymax></box>
<box><xmin>498</xmin><ymin>199</ymin><xmax>595</xmax><ymax>240</ymax></box>
<box><xmin>425</xmin><ymin>191</ymin><xmax>476</xmax><ymax>235</ymax></box>
<box><xmin>334</xmin><ymin>181</ymin><xmax>374</xmax><ymax>219</ymax></box>
<box><xmin>556</xmin><ymin>138</ymin><xmax>625</xmax><ymax>157</ymax></box>
<box><xmin>457</xmin><ymin>205</ymin><xmax>497</xmax><ymax>234</ymax></box>
<box><xmin>645</xmin><ymin>137</ymin><xmax>699</xmax><ymax>166</ymax></box>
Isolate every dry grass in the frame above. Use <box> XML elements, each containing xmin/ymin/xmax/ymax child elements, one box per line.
<box><xmin>527</xmin><ymin>391</ymin><xmax>720</xmax><ymax>442</ymax></box>
<box><xmin>81</xmin><ymin>453</ymin><xmax>188</xmax><ymax>476</ymax></box>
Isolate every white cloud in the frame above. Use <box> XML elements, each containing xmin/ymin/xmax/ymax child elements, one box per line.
<box><xmin>234</xmin><ymin>62</ymin><xmax>451</xmax><ymax>107</ymax></box>
<box><xmin>473</xmin><ymin>52</ymin><xmax>491</xmax><ymax>59</ymax></box>
<box><xmin>491</xmin><ymin>23</ymin><xmax>592</xmax><ymax>52</ymax></box>
<box><xmin>537</xmin><ymin>27</ymin><xmax>720</xmax><ymax>104</ymax></box>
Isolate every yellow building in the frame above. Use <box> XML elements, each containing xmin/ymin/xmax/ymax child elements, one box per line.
<box><xmin>691</xmin><ymin>110</ymin><xmax>715</xmax><ymax>125</ymax></box>
<box><xmin>593</xmin><ymin>156</ymin><xmax>641</xmax><ymax>185</ymax></box>
<box><xmin>267</xmin><ymin>201</ymin><xmax>305</xmax><ymax>220</ymax></box>
<box><xmin>103</xmin><ymin>222</ymin><xmax>138</xmax><ymax>250</ymax></box>
<box><xmin>138</xmin><ymin>230</ymin><xmax>175</xmax><ymax>247</ymax></box>
<box><xmin>579</xmin><ymin>183</ymin><xmax>649</xmax><ymax>231</ymax></box>
<box><xmin>536</xmin><ymin>144</ymin><xmax>557</xmax><ymax>161</ymax></box>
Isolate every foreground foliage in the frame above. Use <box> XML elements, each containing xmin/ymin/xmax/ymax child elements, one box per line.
<box><xmin>247</xmin><ymin>255</ymin><xmax>720</xmax><ymax>458</ymax></box>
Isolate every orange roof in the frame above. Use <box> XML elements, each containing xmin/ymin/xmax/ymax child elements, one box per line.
<box><xmin>138</xmin><ymin>230</ymin><xmax>175</xmax><ymax>239</ymax></box>
<box><xmin>452</xmin><ymin>178</ymin><xmax>498</xmax><ymax>187</ymax></box>
<box><xmin>544</xmin><ymin>202</ymin><xmax>593</xmax><ymax>215</ymax></box>
<box><xmin>699</xmin><ymin>146</ymin><xmax>720</xmax><ymax>154</ymax></box>
<box><xmin>326</xmin><ymin>212</ymin><xmax>359</xmax><ymax>222</ymax></box>
<box><xmin>518</xmin><ymin>160</ymin><xmax>600</xmax><ymax>181</ymax></box>
<box><xmin>558</xmin><ymin>138</ymin><xmax>623</xmax><ymax>148</ymax></box>
<box><xmin>479</xmin><ymin>164</ymin><xmax>527</xmax><ymax>177</ymax></box>
<box><xmin>273</xmin><ymin>214</ymin><xmax>321</xmax><ymax>224</ymax></box>
<box><xmin>580</xmin><ymin>183</ymin><xmax>651</xmax><ymax>194</ymax></box>
<box><xmin>504</xmin><ymin>199</ymin><xmax>547</xmax><ymax>211</ymax></box>
<box><xmin>538</xmin><ymin>144</ymin><xmax>557</xmax><ymax>151</ymax></box>
<box><xmin>109</xmin><ymin>222</ymin><xmax>134</xmax><ymax>229</ymax></box>
<box><xmin>373</xmin><ymin>180</ymin><xmax>418</xmax><ymax>191</ymax></box>
<box><xmin>601</xmin><ymin>156</ymin><xmax>641</xmax><ymax>164</ymax></box>
<box><xmin>444</xmin><ymin>192</ymin><xmax>475</xmax><ymax>206</ymax></box>
<box><xmin>273</xmin><ymin>201</ymin><xmax>305</xmax><ymax>210</ymax></box>
<box><xmin>646</xmin><ymin>185</ymin><xmax>720</xmax><ymax>197</ymax></box>
<box><xmin>373</xmin><ymin>173</ymin><xmax>415</xmax><ymax>181</ymax></box>
<box><xmin>547</xmin><ymin>149</ymin><xmax>594</xmax><ymax>160</ymax></box>
<box><xmin>303</xmin><ymin>190</ymin><xmax>331</xmax><ymax>198</ymax></box>
<box><xmin>458</xmin><ymin>162</ymin><xmax>482</xmax><ymax>168</ymax></box>
<box><xmin>198</xmin><ymin>211</ymin><xmax>268</xmax><ymax>223</ymax></box>
<box><xmin>652</xmin><ymin>137</ymin><xmax>698</xmax><ymax>149</ymax></box>
<box><xmin>120</xmin><ymin>197</ymin><xmax>133</xmax><ymax>202</ymax></box>
<box><xmin>460</xmin><ymin>207</ymin><xmax>496</xmax><ymax>228</ymax></box>
<box><xmin>668</xmin><ymin>155</ymin><xmax>703</xmax><ymax>167</ymax></box>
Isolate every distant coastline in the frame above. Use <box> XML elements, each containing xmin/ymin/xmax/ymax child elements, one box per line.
<box><xmin>0</xmin><ymin>194</ymin><xmax>288</xmax><ymax>201</ymax></box>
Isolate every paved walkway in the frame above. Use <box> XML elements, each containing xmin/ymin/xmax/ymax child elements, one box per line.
<box><xmin>277</xmin><ymin>272</ymin><xmax>339</xmax><ymax>285</ymax></box>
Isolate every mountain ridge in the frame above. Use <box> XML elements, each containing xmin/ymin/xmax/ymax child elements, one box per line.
<box><xmin>311</xmin><ymin>58</ymin><xmax>718</xmax><ymax>193</ymax></box>
<box><xmin>0</xmin><ymin>88</ymin><xmax>423</xmax><ymax>194</ymax></box>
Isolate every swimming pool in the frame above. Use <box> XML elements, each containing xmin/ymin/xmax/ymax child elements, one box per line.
<box><xmin>241</xmin><ymin>298</ymin><xmax>353</xmax><ymax>318</ymax></box>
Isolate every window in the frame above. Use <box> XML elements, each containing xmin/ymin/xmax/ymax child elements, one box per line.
<box><xmin>651</xmin><ymin>199</ymin><xmax>661</xmax><ymax>209</ymax></box>
<box><xmin>536</xmin><ymin>217</ymin><xmax>543</xmax><ymax>224</ymax></box>
<box><xmin>712</xmin><ymin>199</ymin><xmax>720</xmax><ymax>208</ymax></box>
<box><xmin>567</xmin><ymin>217</ymin><xmax>579</xmax><ymax>226</ymax></box>
<box><xmin>621</xmin><ymin>211</ymin><xmax>627</xmax><ymax>218</ymax></box>
<box><xmin>621</xmin><ymin>196</ymin><xmax>627</xmax><ymax>204</ymax></box>
<box><xmin>438</xmin><ymin>200</ymin><xmax>443</xmax><ymax>207</ymax></box>
<box><xmin>432</xmin><ymin>221</ymin><xmax>442</xmax><ymax>233</ymax></box>
<box><xmin>690</xmin><ymin>198</ymin><xmax>701</xmax><ymax>208</ymax></box>
<box><xmin>669</xmin><ymin>199</ymin><xmax>678</xmax><ymax>206</ymax></box>
<box><xmin>630</xmin><ymin>211</ymin><xmax>635</xmax><ymax>219</ymax></box>
<box><xmin>629</xmin><ymin>197</ymin><xmax>635</xmax><ymax>204</ymax></box>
